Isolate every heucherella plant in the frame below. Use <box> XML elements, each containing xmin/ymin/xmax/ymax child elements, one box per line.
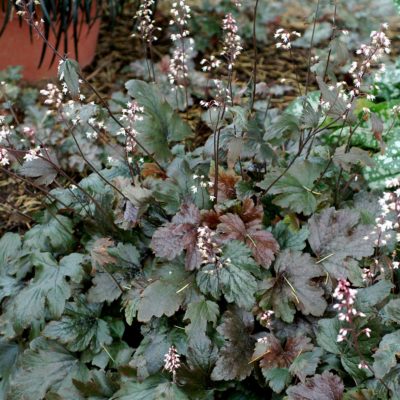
<box><xmin>1</xmin><ymin>0</ymin><xmax>400</xmax><ymax>399</ymax></box>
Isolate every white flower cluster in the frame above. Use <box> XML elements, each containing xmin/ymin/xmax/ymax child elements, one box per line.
<box><xmin>333</xmin><ymin>279</ymin><xmax>366</xmax><ymax>342</ymax></box>
<box><xmin>197</xmin><ymin>226</ymin><xmax>221</xmax><ymax>266</ymax></box>
<box><xmin>190</xmin><ymin>174</ymin><xmax>214</xmax><ymax>196</ymax></box>
<box><xmin>370</xmin><ymin>180</ymin><xmax>400</xmax><ymax>246</ymax></box>
<box><xmin>260</xmin><ymin>310</ymin><xmax>274</xmax><ymax>328</ymax></box>
<box><xmin>170</xmin><ymin>0</ymin><xmax>191</xmax><ymax>40</ymax></box>
<box><xmin>320</xmin><ymin>25</ymin><xmax>391</xmax><ymax>119</ymax></box>
<box><xmin>22</xmin><ymin>126</ymin><xmax>36</xmax><ymax>143</ymax></box>
<box><xmin>23</xmin><ymin>146</ymin><xmax>40</xmax><ymax>162</ymax></box>
<box><xmin>274</xmin><ymin>28</ymin><xmax>301</xmax><ymax>50</ymax></box>
<box><xmin>349</xmin><ymin>24</ymin><xmax>390</xmax><ymax>97</ymax></box>
<box><xmin>133</xmin><ymin>0</ymin><xmax>161</xmax><ymax>44</ymax></box>
<box><xmin>168</xmin><ymin>42</ymin><xmax>194</xmax><ymax>88</ymax></box>
<box><xmin>0</xmin><ymin>148</ymin><xmax>9</xmax><ymax>166</ymax></box>
<box><xmin>362</xmin><ymin>178</ymin><xmax>400</xmax><ymax>281</ymax></box>
<box><xmin>168</xmin><ymin>1</ymin><xmax>193</xmax><ymax>89</ymax></box>
<box><xmin>40</xmin><ymin>83</ymin><xmax>63</xmax><ymax>108</ymax></box>
<box><xmin>257</xmin><ymin>336</ymin><xmax>269</xmax><ymax>344</ymax></box>
<box><xmin>0</xmin><ymin>116</ymin><xmax>11</xmax><ymax>142</ymax></box>
<box><xmin>118</xmin><ymin>101</ymin><xmax>145</xmax><ymax>152</ymax></box>
<box><xmin>200</xmin><ymin>80</ymin><xmax>231</xmax><ymax>109</ymax></box>
<box><xmin>0</xmin><ymin>116</ymin><xmax>11</xmax><ymax>166</ymax></box>
<box><xmin>164</xmin><ymin>346</ymin><xmax>181</xmax><ymax>376</ymax></box>
<box><xmin>221</xmin><ymin>13</ymin><xmax>242</xmax><ymax>70</ymax></box>
<box><xmin>200</xmin><ymin>55</ymin><xmax>222</xmax><ymax>72</ymax></box>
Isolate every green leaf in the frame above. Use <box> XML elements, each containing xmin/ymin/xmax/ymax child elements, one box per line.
<box><xmin>122</xmin><ymin>288</ymin><xmax>141</xmax><ymax>326</ymax></box>
<box><xmin>24</xmin><ymin>213</ymin><xmax>74</xmax><ymax>253</ymax></box>
<box><xmin>214</xmin><ymin>241</ymin><xmax>260</xmax><ymax>309</ymax></box>
<box><xmin>112</xmin><ymin>376</ymin><xmax>188</xmax><ymax>400</ymax></box>
<box><xmin>373</xmin><ymin>330</ymin><xmax>400</xmax><ymax>379</ymax></box>
<box><xmin>0</xmin><ymin>233</ymin><xmax>23</xmax><ymax>303</ymax></box>
<box><xmin>221</xmin><ymin>240</ymin><xmax>260</xmax><ymax>274</ymax></box>
<box><xmin>260</xmin><ymin>250</ymin><xmax>327</xmax><ymax>323</ymax></box>
<box><xmin>72</xmin><ymin>370</ymin><xmax>117</xmax><ymax>399</ymax></box>
<box><xmin>129</xmin><ymin>321</ymin><xmax>186</xmax><ymax>381</ymax></box>
<box><xmin>154</xmin><ymin>382</ymin><xmax>189</xmax><ymax>399</ymax></box>
<box><xmin>125</xmin><ymin>80</ymin><xmax>192</xmax><ymax>161</ymax></box>
<box><xmin>219</xmin><ymin>262</ymin><xmax>257</xmax><ymax>310</ymax></box>
<box><xmin>137</xmin><ymin>280</ymin><xmax>185</xmax><ymax>322</ymax></box>
<box><xmin>58</xmin><ymin>59</ymin><xmax>81</xmax><ymax>98</ymax></box>
<box><xmin>88</xmin><ymin>272</ymin><xmax>124</xmax><ymax>304</ymax></box>
<box><xmin>272</xmin><ymin>221</ymin><xmax>309</xmax><ymax>251</ymax></box>
<box><xmin>263</xmin><ymin>368</ymin><xmax>291</xmax><ymax>393</ymax></box>
<box><xmin>0</xmin><ymin>340</ymin><xmax>21</xmax><ymax>398</ymax></box>
<box><xmin>175</xmin><ymin>335</ymin><xmax>218</xmax><ymax>399</ymax></box>
<box><xmin>258</xmin><ymin>160</ymin><xmax>324</xmax><ymax>215</ymax></box>
<box><xmin>10</xmin><ymin>252</ymin><xmax>84</xmax><ymax>330</ymax></box>
<box><xmin>109</xmin><ymin>242</ymin><xmax>141</xmax><ymax>269</ymax></box>
<box><xmin>356</xmin><ymin>280</ymin><xmax>394</xmax><ymax>312</ymax></box>
<box><xmin>43</xmin><ymin>297</ymin><xmax>112</xmax><ymax>353</ymax></box>
<box><xmin>196</xmin><ymin>264</ymin><xmax>221</xmax><ymax>300</ymax></box>
<box><xmin>316</xmin><ymin>318</ymin><xmax>341</xmax><ymax>355</ymax></box>
<box><xmin>10</xmin><ymin>337</ymin><xmax>88</xmax><ymax>400</ymax></box>
<box><xmin>153</xmin><ymin>157</ymin><xmax>209</xmax><ymax>215</ymax></box>
<box><xmin>341</xmin><ymin>352</ymin><xmax>371</xmax><ymax>382</ymax></box>
<box><xmin>184</xmin><ymin>299</ymin><xmax>219</xmax><ymax>340</ymax></box>
<box><xmin>289</xmin><ymin>348</ymin><xmax>323</xmax><ymax>382</ymax></box>
<box><xmin>308</xmin><ymin>207</ymin><xmax>375</xmax><ymax>279</ymax></box>
<box><xmin>0</xmin><ymin>233</ymin><xmax>21</xmax><ymax>268</ymax></box>
<box><xmin>382</xmin><ymin>299</ymin><xmax>400</xmax><ymax>324</ymax></box>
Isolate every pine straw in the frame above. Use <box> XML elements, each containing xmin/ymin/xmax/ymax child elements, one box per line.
<box><xmin>0</xmin><ymin>172</ymin><xmax>41</xmax><ymax>233</ymax></box>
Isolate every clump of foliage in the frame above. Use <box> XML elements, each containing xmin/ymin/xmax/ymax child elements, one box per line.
<box><xmin>1</xmin><ymin>0</ymin><xmax>400</xmax><ymax>399</ymax></box>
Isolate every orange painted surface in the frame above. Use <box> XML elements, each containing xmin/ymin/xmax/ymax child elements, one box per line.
<box><xmin>0</xmin><ymin>13</ymin><xmax>100</xmax><ymax>81</ymax></box>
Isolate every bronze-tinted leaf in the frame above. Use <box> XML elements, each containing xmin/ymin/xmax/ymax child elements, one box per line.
<box><xmin>217</xmin><ymin>199</ymin><xmax>279</xmax><ymax>267</ymax></box>
<box><xmin>90</xmin><ymin>238</ymin><xmax>117</xmax><ymax>273</ymax></box>
<box><xmin>286</xmin><ymin>371</ymin><xmax>344</xmax><ymax>400</ymax></box>
<box><xmin>151</xmin><ymin>203</ymin><xmax>202</xmax><ymax>270</ymax></box>
<box><xmin>19</xmin><ymin>151</ymin><xmax>60</xmax><ymax>186</ymax></box>
<box><xmin>209</xmin><ymin>168</ymin><xmax>240</xmax><ymax>202</ymax></box>
<box><xmin>260</xmin><ymin>250</ymin><xmax>327</xmax><ymax>322</ymax></box>
<box><xmin>254</xmin><ymin>334</ymin><xmax>313</xmax><ymax>370</ymax></box>
<box><xmin>211</xmin><ymin>308</ymin><xmax>255</xmax><ymax>381</ymax></box>
<box><xmin>308</xmin><ymin>207</ymin><xmax>375</xmax><ymax>279</ymax></box>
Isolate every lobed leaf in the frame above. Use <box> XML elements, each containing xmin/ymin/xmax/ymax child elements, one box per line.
<box><xmin>211</xmin><ymin>308</ymin><xmax>254</xmax><ymax>381</ymax></box>
<box><xmin>151</xmin><ymin>202</ymin><xmax>201</xmax><ymax>271</ymax></box>
<box><xmin>260</xmin><ymin>250</ymin><xmax>327</xmax><ymax>322</ymax></box>
<box><xmin>286</xmin><ymin>371</ymin><xmax>344</xmax><ymax>400</ymax></box>
<box><xmin>258</xmin><ymin>161</ymin><xmax>325</xmax><ymax>216</ymax></box>
<box><xmin>217</xmin><ymin>199</ymin><xmax>279</xmax><ymax>267</ymax></box>
<box><xmin>308</xmin><ymin>207</ymin><xmax>375</xmax><ymax>279</ymax></box>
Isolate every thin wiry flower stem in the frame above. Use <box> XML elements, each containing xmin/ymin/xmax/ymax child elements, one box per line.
<box><xmin>22</xmin><ymin>2</ymin><xmax>165</xmax><ymax>173</ymax></box>
<box><xmin>305</xmin><ymin>0</ymin><xmax>321</xmax><ymax>95</ymax></box>
<box><xmin>59</xmin><ymin>112</ymin><xmax>129</xmax><ymax>201</ymax></box>
<box><xmin>322</xmin><ymin>1</ymin><xmax>338</xmax><ymax>82</ymax></box>
<box><xmin>250</xmin><ymin>0</ymin><xmax>259</xmax><ymax>111</ymax></box>
<box><xmin>262</xmin><ymin>115</ymin><xmax>343</xmax><ymax>195</ymax></box>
